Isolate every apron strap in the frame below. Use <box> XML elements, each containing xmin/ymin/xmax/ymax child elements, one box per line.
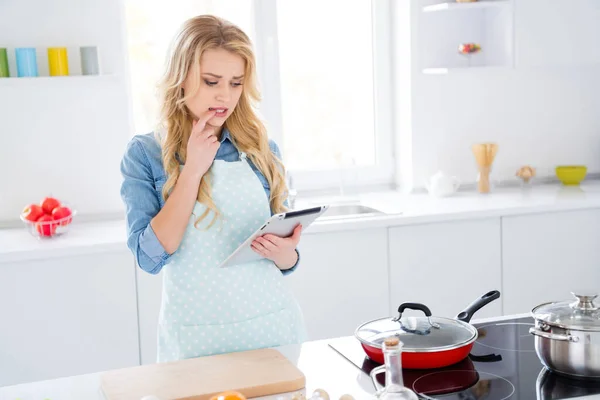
<box><xmin>239</xmin><ymin>151</ymin><xmax>247</xmax><ymax>161</ymax></box>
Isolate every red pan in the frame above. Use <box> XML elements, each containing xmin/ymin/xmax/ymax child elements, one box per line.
<box><xmin>354</xmin><ymin>290</ymin><xmax>500</xmax><ymax>369</ymax></box>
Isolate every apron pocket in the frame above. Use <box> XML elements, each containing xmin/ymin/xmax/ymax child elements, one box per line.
<box><xmin>177</xmin><ymin>308</ymin><xmax>296</xmax><ymax>359</ymax></box>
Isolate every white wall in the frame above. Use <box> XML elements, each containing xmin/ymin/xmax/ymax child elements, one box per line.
<box><xmin>0</xmin><ymin>0</ymin><xmax>132</xmax><ymax>223</ymax></box>
<box><xmin>406</xmin><ymin>0</ymin><xmax>600</xmax><ymax>189</ymax></box>
<box><xmin>2</xmin><ymin>0</ymin><xmax>600</xmax><ymax>223</ymax></box>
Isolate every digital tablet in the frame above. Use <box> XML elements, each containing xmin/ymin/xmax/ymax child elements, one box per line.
<box><xmin>218</xmin><ymin>205</ymin><xmax>329</xmax><ymax>268</ymax></box>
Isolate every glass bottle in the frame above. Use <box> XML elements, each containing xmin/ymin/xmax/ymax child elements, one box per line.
<box><xmin>370</xmin><ymin>337</ymin><xmax>418</xmax><ymax>400</ymax></box>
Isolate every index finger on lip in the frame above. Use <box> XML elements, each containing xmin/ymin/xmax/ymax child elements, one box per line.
<box><xmin>193</xmin><ymin>110</ymin><xmax>217</xmax><ymax>131</ymax></box>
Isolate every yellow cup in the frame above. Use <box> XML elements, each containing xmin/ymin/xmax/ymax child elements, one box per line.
<box><xmin>48</xmin><ymin>47</ymin><xmax>69</xmax><ymax>76</ymax></box>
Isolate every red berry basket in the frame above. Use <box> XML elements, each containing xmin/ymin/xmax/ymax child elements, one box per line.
<box><xmin>20</xmin><ymin>197</ymin><xmax>76</xmax><ymax>239</ymax></box>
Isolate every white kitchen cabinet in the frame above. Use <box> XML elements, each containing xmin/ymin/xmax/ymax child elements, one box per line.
<box><xmin>501</xmin><ymin>209</ymin><xmax>600</xmax><ymax>315</ymax></box>
<box><xmin>388</xmin><ymin>218</ymin><xmax>503</xmax><ymax>320</ymax></box>
<box><xmin>0</xmin><ymin>250</ymin><xmax>139</xmax><ymax>387</ymax></box>
<box><xmin>515</xmin><ymin>0</ymin><xmax>600</xmax><ymax>67</ymax></box>
<box><xmin>136</xmin><ymin>267</ymin><xmax>164</xmax><ymax>365</ymax></box>
<box><xmin>284</xmin><ymin>229</ymin><xmax>390</xmax><ymax>341</ymax></box>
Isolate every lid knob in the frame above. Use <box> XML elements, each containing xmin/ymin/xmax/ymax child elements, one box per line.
<box><xmin>571</xmin><ymin>292</ymin><xmax>599</xmax><ymax>311</ymax></box>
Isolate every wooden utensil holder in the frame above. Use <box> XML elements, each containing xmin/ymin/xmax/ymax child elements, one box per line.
<box><xmin>477</xmin><ymin>166</ymin><xmax>491</xmax><ymax>194</ymax></box>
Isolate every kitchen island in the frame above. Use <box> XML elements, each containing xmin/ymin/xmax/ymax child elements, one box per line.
<box><xmin>0</xmin><ymin>338</ymin><xmax>374</xmax><ymax>400</ymax></box>
<box><xmin>3</xmin><ymin>314</ymin><xmax>600</xmax><ymax>400</ymax></box>
<box><xmin>2</xmin><ymin>184</ymin><xmax>600</xmax><ymax>396</ymax></box>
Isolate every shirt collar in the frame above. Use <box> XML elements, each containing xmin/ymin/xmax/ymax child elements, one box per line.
<box><xmin>220</xmin><ymin>127</ymin><xmax>232</xmax><ymax>144</ymax></box>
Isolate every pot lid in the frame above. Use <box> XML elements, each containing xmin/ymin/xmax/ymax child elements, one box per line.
<box><xmin>355</xmin><ymin>315</ymin><xmax>476</xmax><ymax>352</ymax></box>
<box><xmin>532</xmin><ymin>293</ymin><xmax>600</xmax><ymax>331</ymax></box>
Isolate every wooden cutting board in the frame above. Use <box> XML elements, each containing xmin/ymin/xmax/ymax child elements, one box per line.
<box><xmin>100</xmin><ymin>348</ymin><xmax>306</xmax><ymax>400</ymax></box>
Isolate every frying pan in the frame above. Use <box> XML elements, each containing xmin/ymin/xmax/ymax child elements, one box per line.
<box><xmin>354</xmin><ymin>290</ymin><xmax>500</xmax><ymax>369</ymax></box>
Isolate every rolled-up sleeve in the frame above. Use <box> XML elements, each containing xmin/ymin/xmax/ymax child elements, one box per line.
<box><xmin>120</xmin><ymin>138</ymin><xmax>171</xmax><ymax>275</ymax></box>
<box><xmin>269</xmin><ymin>139</ymin><xmax>301</xmax><ymax>276</ymax></box>
<box><xmin>280</xmin><ymin>248</ymin><xmax>300</xmax><ymax>276</ymax></box>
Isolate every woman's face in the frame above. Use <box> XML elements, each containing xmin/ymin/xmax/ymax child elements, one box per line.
<box><xmin>183</xmin><ymin>48</ymin><xmax>245</xmax><ymax>129</ymax></box>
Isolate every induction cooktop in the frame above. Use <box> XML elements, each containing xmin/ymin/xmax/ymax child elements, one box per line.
<box><xmin>329</xmin><ymin>316</ymin><xmax>600</xmax><ymax>399</ymax></box>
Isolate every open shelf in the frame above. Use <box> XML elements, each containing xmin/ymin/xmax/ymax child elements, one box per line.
<box><xmin>422</xmin><ymin>66</ymin><xmax>509</xmax><ymax>74</ymax></box>
<box><xmin>419</xmin><ymin>0</ymin><xmax>514</xmax><ymax>72</ymax></box>
<box><xmin>0</xmin><ymin>74</ymin><xmax>116</xmax><ymax>83</ymax></box>
<box><xmin>423</xmin><ymin>0</ymin><xmax>510</xmax><ymax>13</ymax></box>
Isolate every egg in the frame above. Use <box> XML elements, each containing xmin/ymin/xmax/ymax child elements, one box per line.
<box><xmin>291</xmin><ymin>392</ymin><xmax>306</xmax><ymax>400</ymax></box>
<box><xmin>339</xmin><ymin>395</ymin><xmax>355</xmax><ymax>400</ymax></box>
<box><xmin>312</xmin><ymin>389</ymin><xmax>330</xmax><ymax>400</ymax></box>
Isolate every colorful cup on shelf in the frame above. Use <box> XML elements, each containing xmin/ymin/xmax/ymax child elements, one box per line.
<box><xmin>80</xmin><ymin>46</ymin><xmax>99</xmax><ymax>75</ymax></box>
<box><xmin>0</xmin><ymin>48</ymin><xmax>9</xmax><ymax>77</ymax></box>
<box><xmin>48</xmin><ymin>47</ymin><xmax>69</xmax><ymax>76</ymax></box>
<box><xmin>15</xmin><ymin>48</ymin><xmax>38</xmax><ymax>77</ymax></box>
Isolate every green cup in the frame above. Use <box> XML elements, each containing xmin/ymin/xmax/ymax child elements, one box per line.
<box><xmin>0</xmin><ymin>48</ymin><xmax>9</xmax><ymax>77</ymax></box>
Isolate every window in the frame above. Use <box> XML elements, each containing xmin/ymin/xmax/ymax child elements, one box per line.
<box><xmin>124</xmin><ymin>0</ymin><xmax>393</xmax><ymax>192</ymax></box>
<box><xmin>277</xmin><ymin>1</ymin><xmax>376</xmax><ymax>170</ymax></box>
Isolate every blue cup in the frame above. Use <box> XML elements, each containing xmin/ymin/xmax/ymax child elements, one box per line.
<box><xmin>15</xmin><ymin>48</ymin><xmax>38</xmax><ymax>77</ymax></box>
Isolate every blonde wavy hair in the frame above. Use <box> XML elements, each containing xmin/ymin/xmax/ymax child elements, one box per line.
<box><xmin>157</xmin><ymin>15</ymin><xmax>288</xmax><ymax>228</ymax></box>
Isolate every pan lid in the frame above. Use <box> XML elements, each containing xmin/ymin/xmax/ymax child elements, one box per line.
<box><xmin>532</xmin><ymin>293</ymin><xmax>600</xmax><ymax>331</ymax></box>
<box><xmin>355</xmin><ymin>305</ymin><xmax>477</xmax><ymax>352</ymax></box>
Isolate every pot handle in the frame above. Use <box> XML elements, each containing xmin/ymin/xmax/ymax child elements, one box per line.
<box><xmin>455</xmin><ymin>290</ymin><xmax>501</xmax><ymax>323</ymax></box>
<box><xmin>370</xmin><ymin>365</ymin><xmax>386</xmax><ymax>394</ymax></box>
<box><xmin>529</xmin><ymin>327</ymin><xmax>579</xmax><ymax>342</ymax></box>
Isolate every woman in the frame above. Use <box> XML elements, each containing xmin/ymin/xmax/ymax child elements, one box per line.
<box><xmin>120</xmin><ymin>15</ymin><xmax>306</xmax><ymax>363</ymax></box>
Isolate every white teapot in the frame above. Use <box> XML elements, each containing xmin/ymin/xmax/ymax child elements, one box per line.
<box><xmin>425</xmin><ymin>171</ymin><xmax>461</xmax><ymax>197</ymax></box>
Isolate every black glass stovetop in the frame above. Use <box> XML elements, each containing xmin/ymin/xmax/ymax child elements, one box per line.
<box><xmin>328</xmin><ymin>316</ymin><xmax>600</xmax><ymax>400</ymax></box>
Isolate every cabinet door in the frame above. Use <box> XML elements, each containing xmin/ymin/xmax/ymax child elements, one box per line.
<box><xmin>502</xmin><ymin>209</ymin><xmax>600</xmax><ymax>315</ymax></box>
<box><xmin>284</xmin><ymin>229</ymin><xmax>389</xmax><ymax>341</ymax></box>
<box><xmin>0</xmin><ymin>251</ymin><xmax>139</xmax><ymax>386</ymax></box>
<box><xmin>516</xmin><ymin>0</ymin><xmax>600</xmax><ymax>67</ymax></box>
<box><xmin>137</xmin><ymin>267</ymin><xmax>163</xmax><ymax>365</ymax></box>
<box><xmin>389</xmin><ymin>218</ymin><xmax>503</xmax><ymax>320</ymax></box>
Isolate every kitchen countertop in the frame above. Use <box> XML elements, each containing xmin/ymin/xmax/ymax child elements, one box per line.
<box><xmin>2</xmin><ymin>181</ymin><xmax>600</xmax><ymax>263</ymax></box>
<box><xmin>2</xmin><ymin>313</ymin><xmax>600</xmax><ymax>400</ymax></box>
<box><xmin>0</xmin><ymin>339</ymin><xmax>375</xmax><ymax>400</ymax></box>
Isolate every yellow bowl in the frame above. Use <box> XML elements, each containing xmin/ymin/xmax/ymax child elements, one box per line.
<box><xmin>556</xmin><ymin>166</ymin><xmax>587</xmax><ymax>185</ymax></box>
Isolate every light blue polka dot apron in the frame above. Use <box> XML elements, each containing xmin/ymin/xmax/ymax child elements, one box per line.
<box><xmin>157</xmin><ymin>151</ymin><xmax>306</xmax><ymax>363</ymax></box>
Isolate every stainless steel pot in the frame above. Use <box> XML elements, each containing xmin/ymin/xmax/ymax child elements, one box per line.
<box><xmin>536</xmin><ymin>367</ymin><xmax>600</xmax><ymax>400</ymax></box>
<box><xmin>530</xmin><ymin>293</ymin><xmax>600</xmax><ymax>379</ymax></box>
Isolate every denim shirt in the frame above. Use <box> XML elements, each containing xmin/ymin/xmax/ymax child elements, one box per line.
<box><xmin>120</xmin><ymin>128</ymin><xmax>299</xmax><ymax>275</ymax></box>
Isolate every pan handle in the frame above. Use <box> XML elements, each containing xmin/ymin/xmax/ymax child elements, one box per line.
<box><xmin>455</xmin><ymin>290</ymin><xmax>501</xmax><ymax>323</ymax></box>
<box><xmin>469</xmin><ymin>353</ymin><xmax>503</xmax><ymax>363</ymax></box>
